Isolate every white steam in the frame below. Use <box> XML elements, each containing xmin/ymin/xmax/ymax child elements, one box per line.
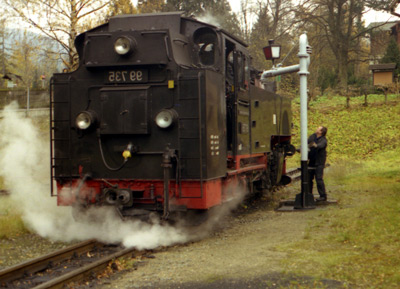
<box><xmin>196</xmin><ymin>13</ymin><xmax>222</xmax><ymax>28</ymax></box>
<box><xmin>0</xmin><ymin>103</ymin><xmax>246</xmax><ymax>249</ymax></box>
<box><xmin>0</xmin><ymin>103</ymin><xmax>186</xmax><ymax>249</ymax></box>
<box><xmin>185</xmin><ymin>183</ymin><xmax>248</xmax><ymax>240</ymax></box>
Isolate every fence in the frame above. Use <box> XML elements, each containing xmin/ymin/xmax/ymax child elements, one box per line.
<box><xmin>0</xmin><ymin>89</ymin><xmax>49</xmax><ymax>109</ymax></box>
<box><xmin>0</xmin><ymin>108</ymin><xmax>49</xmax><ymax>118</ymax></box>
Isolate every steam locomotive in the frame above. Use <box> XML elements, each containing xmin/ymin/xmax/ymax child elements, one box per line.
<box><xmin>50</xmin><ymin>12</ymin><xmax>295</xmax><ymax>219</ymax></box>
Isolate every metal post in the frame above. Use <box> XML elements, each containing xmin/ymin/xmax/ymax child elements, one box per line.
<box><xmin>294</xmin><ymin>33</ymin><xmax>315</xmax><ymax>209</ymax></box>
<box><xmin>161</xmin><ymin>147</ymin><xmax>174</xmax><ymax>220</ymax></box>
<box><xmin>26</xmin><ymin>86</ymin><xmax>30</xmax><ymax>117</ymax></box>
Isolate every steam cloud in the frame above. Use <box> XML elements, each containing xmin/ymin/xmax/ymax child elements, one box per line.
<box><xmin>0</xmin><ymin>103</ymin><xmax>246</xmax><ymax>249</ymax></box>
<box><xmin>196</xmin><ymin>13</ymin><xmax>222</xmax><ymax>28</ymax></box>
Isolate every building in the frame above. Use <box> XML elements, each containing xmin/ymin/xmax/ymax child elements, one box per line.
<box><xmin>366</xmin><ymin>1</ymin><xmax>400</xmax><ymax>85</ymax></box>
<box><xmin>367</xmin><ymin>21</ymin><xmax>398</xmax><ymax>65</ymax></box>
<box><xmin>369</xmin><ymin>63</ymin><xmax>396</xmax><ymax>86</ymax></box>
<box><xmin>2</xmin><ymin>73</ymin><xmax>22</xmax><ymax>88</ymax></box>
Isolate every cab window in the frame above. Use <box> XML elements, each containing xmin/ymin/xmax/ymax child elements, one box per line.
<box><xmin>194</xmin><ymin>28</ymin><xmax>218</xmax><ymax>66</ymax></box>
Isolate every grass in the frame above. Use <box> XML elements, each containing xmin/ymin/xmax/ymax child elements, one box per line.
<box><xmin>287</xmin><ymin>94</ymin><xmax>400</xmax><ymax>168</ymax></box>
<box><xmin>282</xmin><ymin>94</ymin><xmax>400</xmax><ymax>287</ymax></box>
<box><xmin>280</xmin><ymin>150</ymin><xmax>400</xmax><ymax>288</ymax></box>
<box><xmin>0</xmin><ymin>197</ymin><xmax>29</xmax><ymax>239</ymax></box>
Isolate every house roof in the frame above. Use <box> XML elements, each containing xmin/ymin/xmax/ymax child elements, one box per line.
<box><xmin>367</xmin><ymin>21</ymin><xmax>399</xmax><ymax>31</ymax></box>
<box><xmin>1</xmin><ymin>73</ymin><xmax>22</xmax><ymax>81</ymax></box>
<box><xmin>369</xmin><ymin>63</ymin><xmax>397</xmax><ymax>71</ymax></box>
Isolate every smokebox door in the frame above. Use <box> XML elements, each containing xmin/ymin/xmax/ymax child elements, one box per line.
<box><xmin>100</xmin><ymin>86</ymin><xmax>149</xmax><ymax>134</ymax></box>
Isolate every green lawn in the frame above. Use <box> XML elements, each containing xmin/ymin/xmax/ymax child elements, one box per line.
<box><xmin>0</xmin><ymin>197</ymin><xmax>29</xmax><ymax>239</ymax></box>
<box><xmin>287</xmin><ymin>94</ymin><xmax>400</xmax><ymax>167</ymax></box>
<box><xmin>283</xmin><ymin>94</ymin><xmax>400</xmax><ymax>288</ymax></box>
<box><xmin>280</xmin><ymin>150</ymin><xmax>400</xmax><ymax>288</ymax></box>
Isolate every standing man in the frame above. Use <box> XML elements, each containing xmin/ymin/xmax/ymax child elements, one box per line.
<box><xmin>308</xmin><ymin>126</ymin><xmax>328</xmax><ymax>201</ymax></box>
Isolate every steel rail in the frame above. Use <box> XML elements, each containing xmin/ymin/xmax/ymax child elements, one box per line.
<box><xmin>0</xmin><ymin>189</ymin><xmax>9</xmax><ymax>195</ymax></box>
<box><xmin>33</xmin><ymin>247</ymin><xmax>136</xmax><ymax>289</ymax></box>
<box><xmin>0</xmin><ymin>239</ymin><xmax>98</xmax><ymax>284</ymax></box>
<box><xmin>286</xmin><ymin>168</ymin><xmax>301</xmax><ymax>176</ymax></box>
<box><xmin>286</xmin><ymin>168</ymin><xmax>301</xmax><ymax>182</ymax></box>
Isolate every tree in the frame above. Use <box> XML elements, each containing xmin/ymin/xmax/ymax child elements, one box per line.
<box><xmin>247</xmin><ymin>0</ymin><xmax>297</xmax><ymax>94</ymax></box>
<box><xmin>295</xmin><ymin>0</ymin><xmax>359</xmax><ymax>92</ymax></box>
<box><xmin>248</xmin><ymin>3</ymin><xmax>273</xmax><ymax>70</ymax></box>
<box><xmin>238</xmin><ymin>0</ymin><xmax>253</xmax><ymax>42</ymax></box>
<box><xmin>107</xmin><ymin>0</ymin><xmax>137</xmax><ymax>17</ymax></box>
<box><xmin>0</xmin><ymin>18</ymin><xmax>11</xmax><ymax>87</ymax></box>
<box><xmin>265</xmin><ymin>0</ymin><xmax>294</xmax><ymax>39</ymax></box>
<box><xmin>10</xmin><ymin>31</ymin><xmax>41</xmax><ymax>87</ymax></box>
<box><xmin>165</xmin><ymin>0</ymin><xmax>206</xmax><ymax>14</ymax></box>
<box><xmin>0</xmin><ymin>19</ymin><xmax>7</xmax><ymax>75</ymax></box>
<box><xmin>7</xmin><ymin>30</ymin><xmax>40</xmax><ymax>110</ymax></box>
<box><xmin>381</xmin><ymin>37</ymin><xmax>400</xmax><ymax>77</ymax></box>
<box><xmin>138</xmin><ymin>0</ymin><xmax>165</xmax><ymax>13</ymax></box>
<box><xmin>295</xmin><ymin>0</ymin><xmax>393</xmax><ymax>92</ymax></box>
<box><xmin>3</xmin><ymin>0</ymin><xmax>110</xmax><ymax>71</ymax></box>
<box><xmin>241</xmin><ymin>0</ymin><xmax>296</xmax><ymax>71</ymax></box>
<box><xmin>300</xmin><ymin>6</ymin><xmax>338</xmax><ymax>97</ymax></box>
<box><xmin>164</xmin><ymin>0</ymin><xmax>241</xmax><ymax>36</ymax></box>
<box><xmin>37</xmin><ymin>37</ymin><xmax>61</xmax><ymax>88</ymax></box>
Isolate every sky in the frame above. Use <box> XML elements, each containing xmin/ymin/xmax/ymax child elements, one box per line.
<box><xmin>364</xmin><ymin>10</ymin><xmax>397</xmax><ymax>25</ymax></box>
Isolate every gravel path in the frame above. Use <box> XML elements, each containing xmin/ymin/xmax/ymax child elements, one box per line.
<box><xmin>1</xmin><ymin>185</ymin><xmax>344</xmax><ymax>288</ymax></box>
<box><xmin>95</xmin><ymin>186</ymin><xmax>344</xmax><ymax>288</ymax></box>
<box><xmin>0</xmin><ymin>234</ymin><xmax>71</xmax><ymax>269</ymax></box>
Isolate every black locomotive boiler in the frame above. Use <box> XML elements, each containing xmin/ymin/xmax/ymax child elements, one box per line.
<box><xmin>50</xmin><ymin>12</ymin><xmax>295</xmax><ymax>218</ymax></box>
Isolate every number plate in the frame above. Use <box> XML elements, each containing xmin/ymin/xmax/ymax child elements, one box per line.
<box><xmin>106</xmin><ymin>70</ymin><xmax>148</xmax><ymax>83</ymax></box>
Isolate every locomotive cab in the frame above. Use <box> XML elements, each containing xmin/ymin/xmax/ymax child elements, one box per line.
<box><xmin>50</xmin><ymin>12</ymin><xmax>293</xmax><ymax>218</ymax></box>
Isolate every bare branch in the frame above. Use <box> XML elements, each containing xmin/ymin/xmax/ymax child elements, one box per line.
<box><xmin>78</xmin><ymin>1</ymin><xmax>110</xmax><ymax>20</ymax></box>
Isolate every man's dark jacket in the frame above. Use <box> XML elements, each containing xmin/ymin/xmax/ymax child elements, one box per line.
<box><xmin>308</xmin><ymin>133</ymin><xmax>327</xmax><ymax>167</ymax></box>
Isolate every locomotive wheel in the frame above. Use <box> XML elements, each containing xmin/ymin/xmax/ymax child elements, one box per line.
<box><xmin>284</xmin><ymin>144</ymin><xmax>297</xmax><ymax>157</ymax></box>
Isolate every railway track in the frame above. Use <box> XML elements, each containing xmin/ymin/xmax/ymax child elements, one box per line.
<box><xmin>286</xmin><ymin>164</ymin><xmax>331</xmax><ymax>183</ymax></box>
<box><xmin>0</xmin><ymin>190</ymin><xmax>9</xmax><ymax>196</ymax></box>
<box><xmin>0</xmin><ymin>168</ymin><xmax>302</xmax><ymax>288</ymax></box>
<box><xmin>0</xmin><ymin>239</ymin><xmax>138</xmax><ymax>289</ymax></box>
<box><xmin>286</xmin><ymin>167</ymin><xmax>301</xmax><ymax>182</ymax></box>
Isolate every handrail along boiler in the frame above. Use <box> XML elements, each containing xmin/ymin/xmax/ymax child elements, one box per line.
<box><xmin>50</xmin><ymin>12</ymin><xmax>295</xmax><ymax>218</ymax></box>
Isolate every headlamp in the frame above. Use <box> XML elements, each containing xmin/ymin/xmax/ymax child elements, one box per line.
<box><xmin>114</xmin><ymin>36</ymin><xmax>134</xmax><ymax>55</ymax></box>
<box><xmin>75</xmin><ymin>111</ymin><xmax>97</xmax><ymax>130</ymax></box>
<box><xmin>155</xmin><ymin>109</ymin><xmax>177</xmax><ymax>129</ymax></box>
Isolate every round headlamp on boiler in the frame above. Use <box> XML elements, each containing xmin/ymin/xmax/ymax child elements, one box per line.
<box><xmin>155</xmin><ymin>109</ymin><xmax>178</xmax><ymax>129</ymax></box>
<box><xmin>114</xmin><ymin>36</ymin><xmax>136</xmax><ymax>56</ymax></box>
<box><xmin>75</xmin><ymin>111</ymin><xmax>98</xmax><ymax>130</ymax></box>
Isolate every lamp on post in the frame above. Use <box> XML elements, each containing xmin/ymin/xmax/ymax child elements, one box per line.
<box><xmin>263</xmin><ymin>39</ymin><xmax>281</xmax><ymax>66</ymax></box>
